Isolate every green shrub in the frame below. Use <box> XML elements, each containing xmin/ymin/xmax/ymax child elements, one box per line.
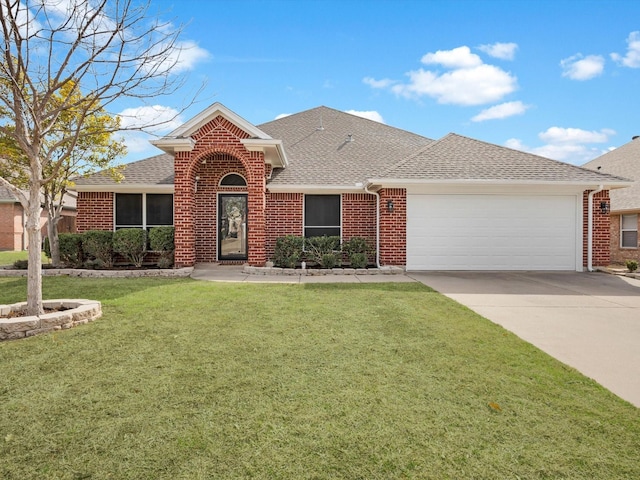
<box><xmin>349</xmin><ymin>252</ymin><xmax>368</xmax><ymax>269</ymax></box>
<box><xmin>59</xmin><ymin>233</ymin><xmax>84</xmax><ymax>267</ymax></box>
<box><xmin>320</xmin><ymin>253</ymin><xmax>338</xmax><ymax>269</ymax></box>
<box><xmin>43</xmin><ymin>236</ymin><xmax>51</xmax><ymax>259</ymax></box>
<box><xmin>12</xmin><ymin>259</ymin><xmax>28</xmax><ymax>269</ymax></box>
<box><xmin>149</xmin><ymin>227</ymin><xmax>175</xmax><ymax>252</ymax></box>
<box><xmin>82</xmin><ymin>230</ymin><xmax>114</xmax><ymax>268</ymax></box>
<box><xmin>273</xmin><ymin>235</ymin><xmax>304</xmax><ymax>268</ymax></box>
<box><xmin>342</xmin><ymin>237</ymin><xmax>371</xmax><ymax>268</ymax></box>
<box><xmin>626</xmin><ymin>260</ymin><xmax>638</xmax><ymax>272</ymax></box>
<box><xmin>305</xmin><ymin>236</ymin><xmax>341</xmax><ymax>268</ymax></box>
<box><xmin>113</xmin><ymin>228</ymin><xmax>147</xmax><ymax>267</ymax></box>
<box><xmin>149</xmin><ymin>227</ymin><xmax>175</xmax><ymax>268</ymax></box>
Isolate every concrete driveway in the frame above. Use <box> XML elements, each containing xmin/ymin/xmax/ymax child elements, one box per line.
<box><xmin>408</xmin><ymin>271</ymin><xmax>640</xmax><ymax>408</ymax></box>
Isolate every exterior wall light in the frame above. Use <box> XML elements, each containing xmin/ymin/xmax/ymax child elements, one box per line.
<box><xmin>600</xmin><ymin>201</ymin><xmax>610</xmax><ymax>214</ymax></box>
<box><xmin>387</xmin><ymin>200</ymin><xmax>394</xmax><ymax>212</ymax></box>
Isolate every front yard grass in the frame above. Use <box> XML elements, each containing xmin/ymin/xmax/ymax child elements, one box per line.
<box><xmin>1</xmin><ymin>277</ymin><xmax>638</xmax><ymax>479</ymax></box>
<box><xmin>0</xmin><ymin>250</ymin><xmax>48</xmax><ymax>266</ymax></box>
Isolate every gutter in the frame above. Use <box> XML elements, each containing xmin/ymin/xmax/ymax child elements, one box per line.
<box><xmin>361</xmin><ymin>182</ymin><xmax>381</xmax><ymax>268</ymax></box>
<box><xmin>587</xmin><ymin>185</ymin><xmax>604</xmax><ymax>272</ymax></box>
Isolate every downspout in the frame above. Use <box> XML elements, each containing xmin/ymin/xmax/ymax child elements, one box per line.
<box><xmin>362</xmin><ymin>182</ymin><xmax>381</xmax><ymax>268</ymax></box>
<box><xmin>587</xmin><ymin>185</ymin><xmax>604</xmax><ymax>272</ymax></box>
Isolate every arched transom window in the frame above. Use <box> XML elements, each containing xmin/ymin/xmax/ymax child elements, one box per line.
<box><xmin>219</xmin><ymin>173</ymin><xmax>247</xmax><ymax>186</ymax></box>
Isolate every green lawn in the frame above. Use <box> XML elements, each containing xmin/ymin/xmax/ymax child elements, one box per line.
<box><xmin>0</xmin><ymin>250</ymin><xmax>48</xmax><ymax>266</ymax></box>
<box><xmin>1</xmin><ymin>278</ymin><xmax>638</xmax><ymax>479</ymax></box>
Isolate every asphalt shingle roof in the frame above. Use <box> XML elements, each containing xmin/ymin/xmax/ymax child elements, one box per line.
<box><xmin>75</xmin><ymin>153</ymin><xmax>174</xmax><ymax>186</ymax></box>
<box><xmin>378</xmin><ymin>133</ymin><xmax>631</xmax><ymax>184</ymax></box>
<box><xmin>258</xmin><ymin>106</ymin><xmax>434</xmax><ymax>186</ymax></box>
<box><xmin>583</xmin><ymin>138</ymin><xmax>640</xmax><ymax>212</ymax></box>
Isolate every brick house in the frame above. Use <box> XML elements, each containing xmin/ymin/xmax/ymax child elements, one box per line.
<box><xmin>0</xmin><ymin>186</ymin><xmax>76</xmax><ymax>251</ymax></box>
<box><xmin>74</xmin><ymin>103</ymin><xmax>631</xmax><ymax>271</ymax></box>
<box><xmin>584</xmin><ymin>137</ymin><xmax>640</xmax><ymax>265</ymax></box>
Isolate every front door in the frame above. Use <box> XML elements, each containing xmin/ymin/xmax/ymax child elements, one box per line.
<box><xmin>218</xmin><ymin>194</ymin><xmax>248</xmax><ymax>260</ymax></box>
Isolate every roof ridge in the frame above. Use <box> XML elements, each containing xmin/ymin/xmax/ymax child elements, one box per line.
<box><xmin>375</xmin><ymin>133</ymin><xmax>455</xmax><ymax>178</ymax></box>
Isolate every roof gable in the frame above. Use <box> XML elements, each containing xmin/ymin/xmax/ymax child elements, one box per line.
<box><xmin>583</xmin><ymin>138</ymin><xmax>640</xmax><ymax>212</ymax></box>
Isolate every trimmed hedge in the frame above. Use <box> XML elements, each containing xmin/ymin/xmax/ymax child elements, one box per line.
<box><xmin>82</xmin><ymin>230</ymin><xmax>114</xmax><ymax>268</ymax></box>
<box><xmin>113</xmin><ymin>228</ymin><xmax>147</xmax><ymax>268</ymax></box>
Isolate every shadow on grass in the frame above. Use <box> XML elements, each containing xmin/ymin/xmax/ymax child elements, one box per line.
<box><xmin>0</xmin><ymin>276</ymin><xmax>194</xmax><ymax>304</ymax></box>
<box><xmin>301</xmin><ymin>282</ymin><xmax>436</xmax><ymax>293</ymax></box>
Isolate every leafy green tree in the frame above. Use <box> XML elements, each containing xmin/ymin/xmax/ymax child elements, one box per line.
<box><xmin>0</xmin><ymin>0</ymin><xmax>190</xmax><ymax>315</ymax></box>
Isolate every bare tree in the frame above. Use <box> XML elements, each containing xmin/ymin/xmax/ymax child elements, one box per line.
<box><xmin>0</xmin><ymin>0</ymin><xmax>191</xmax><ymax>314</ymax></box>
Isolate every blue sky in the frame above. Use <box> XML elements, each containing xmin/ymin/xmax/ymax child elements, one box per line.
<box><xmin>114</xmin><ymin>0</ymin><xmax>640</xmax><ymax>166</ymax></box>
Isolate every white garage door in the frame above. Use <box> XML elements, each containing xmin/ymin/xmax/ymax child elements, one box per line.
<box><xmin>406</xmin><ymin>194</ymin><xmax>578</xmax><ymax>271</ymax></box>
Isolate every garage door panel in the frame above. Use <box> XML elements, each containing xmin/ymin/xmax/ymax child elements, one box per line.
<box><xmin>407</xmin><ymin>194</ymin><xmax>577</xmax><ymax>271</ymax></box>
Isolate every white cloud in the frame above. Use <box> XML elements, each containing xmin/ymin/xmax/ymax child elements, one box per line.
<box><xmin>391</xmin><ymin>63</ymin><xmax>517</xmax><ymax>106</ymax></box>
<box><xmin>118</xmin><ymin>105</ymin><xmax>183</xmax><ymax>133</ymax></box>
<box><xmin>477</xmin><ymin>42</ymin><xmax>518</xmax><ymax>60</ymax></box>
<box><xmin>363</xmin><ymin>77</ymin><xmax>395</xmax><ymax>89</ymax></box>
<box><xmin>366</xmin><ymin>45</ymin><xmax>518</xmax><ymax>106</ymax></box>
<box><xmin>275</xmin><ymin>113</ymin><xmax>291</xmax><ymax>120</ymax></box>
<box><xmin>538</xmin><ymin>127</ymin><xmax>614</xmax><ymax>145</ymax></box>
<box><xmin>421</xmin><ymin>46</ymin><xmax>482</xmax><ymax>68</ymax></box>
<box><xmin>344</xmin><ymin>110</ymin><xmax>385</xmax><ymax>123</ymax></box>
<box><xmin>560</xmin><ymin>54</ymin><xmax>605</xmax><ymax>80</ymax></box>
<box><xmin>505</xmin><ymin>127</ymin><xmax>616</xmax><ymax>164</ymax></box>
<box><xmin>471</xmin><ymin>101</ymin><xmax>530</xmax><ymax>122</ymax></box>
<box><xmin>142</xmin><ymin>40</ymin><xmax>211</xmax><ymax>75</ymax></box>
<box><xmin>611</xmin><ymin>31</ymin><xmax>640</xmax><ymax>68</ymax></box>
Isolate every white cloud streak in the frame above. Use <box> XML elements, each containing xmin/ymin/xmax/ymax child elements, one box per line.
<box><xmin>118</xmin><ymin>105</ymin><xmax>183</xmax><ymax>133</ymax></box>
<box><xmin>344</xmin><ymin>110</ymin><xmax>385</xmax><ymax>123</ymax></box>
<box><xmin>365</xmin><ymin>45</ymin><xmax>518</xmax><ymax>106</ymax></box>
<box><xmin>471</xmin><ymin>101</ymin><xmax>530</xmax><ymax>122</ymax></box>
<box><xmin>477</xmin><ymin>42</ymin><xmax>518</xmax><ymax>60</ymax></box>
<box><xmin>505</xmin><ymin>127</ymin><xmax>616</xmax><ymax>164</ymax></box>
<box><xmin>611</xmin><ymin>31</ymin><xmax>640</xmax><ymax>68</ymax></box>
<box><xmin>560</xmin><ymin>54</ymin><xmax>605</xmax><ymax>80</ymax></box>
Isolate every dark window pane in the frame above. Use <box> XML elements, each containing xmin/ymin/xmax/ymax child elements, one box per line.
<box><xmin>305</xmin><ymin>195</ymin><xmax>340</xmax><ymax>227</ymax></box>
<box><xmin>147</xmin><ymin>194</ymin><xmax>173</xmax><ymax>225</ymax></box>
<box><xmin>220</xmin><ymin>173</ymin><xmax>247</xmax><ymax>186</ymax></box>
<box><xmin>304</xmin><ymin>227</ymin><xmax>341</xmax><ymax>238</ymax></box>
<box><xmin>116</xmin><ymin>194</ymin><xmax>142</xmax><ymax>226</ymax></box>
<box><xmin>622</xmin><ymin>231</ymin><xmax>638</xmax><ymax>248</ymax></box>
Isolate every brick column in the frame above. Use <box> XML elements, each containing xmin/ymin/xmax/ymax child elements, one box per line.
<box><xmin>583</xmin><ymin>189</ymin><xmax>611</xmax><ymax>268</ymax></box>
<box><xmin>378</xmin><ymin>188</ymin><xmax>406</xmax><ymax>266</ymax></box>
<box><xmin>174</xmin><ymin>151</ymin><xmax>196</xmax><ymax>267</ymax></box>
<box><xmin>246</xmin><ymin>152</ymin><xmax>266</xmax><ymax>266</ymax></box>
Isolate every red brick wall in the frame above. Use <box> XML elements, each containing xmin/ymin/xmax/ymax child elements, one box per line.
<box><xmin>582</xmin><ymin>190</ymin><xmax>611</xmax><ymax>267</ymax></box>
<box><xmin>342</xmin><ymin>193</ymin><xmax>377</xmax><ymax>256</ymax></box>
<box><xmin>0</xmin><ymin>203</ymin><xmax>20</xmax><ymax>250</ymax></box>
<box><xmin>76</xmin><ymin>192</ymin><xmax>114</xmax><ymax>232</ymax></box>
<box><xmin>610</xmin><ymin>212</ymin><xmax>640</xmax><ymax>264</ymax></box>
<box><xmin>378</xmin><ymin>188</ymin><xmax>406</xmax><ymax>266</ymax></box>
<box><xmin>265</xmin><ymin>192</ymin><xmax>303</xmax><ymax>260</ymax></box>
<box><xmin>174</xmin><ymin>115</ymin><xmax>267</xmax><ymax>267</ymax></box>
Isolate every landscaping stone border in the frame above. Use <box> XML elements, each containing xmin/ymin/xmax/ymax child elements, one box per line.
<box><xmin>0</xmin><ymin>267</ymin><xmax>194</xmax><ymax>278</ymax></box>
<box><xmin>0</xmin><ymin>299</ymin><xmax>102</xmax><ymax>341</ymax></box>
<box><xmin>243</xmin><ymin>265</ymin><xmax>405</xmax><ymax>276</ymax></box>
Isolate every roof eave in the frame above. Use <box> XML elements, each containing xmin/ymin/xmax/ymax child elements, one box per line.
<box><xmin>241</xmin><ymin>138</ymin><xmax>288</xmax><ymax>168</ymax></box>
<box><xmin>366</xmin><ymin>178</ymin><xmax>634</xmax><ymax>189</ymax></box>
<box><xmin>75</xmin><ymin>184</ymin><xmax>175</xmax><ymax>193</ymax></box>
<box><xmin>149</xmin><ymin>137</ymin><xmax>195</xmax><ymax>155</ymax></box>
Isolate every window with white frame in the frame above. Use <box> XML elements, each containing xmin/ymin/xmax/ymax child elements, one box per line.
<box><xmin>621</xmin><ymin>214</ymin><xmax>638</xmax><ymax>248</ymax></box>
<box><xmin>304</xmin><ymin>194</ymin><xmax>341</xmax><ymax>238</ymax></box>
<box><xmin>115</xmin><ymin>193</ymin><xmax>173</xmax><ymax>229</ymax></box>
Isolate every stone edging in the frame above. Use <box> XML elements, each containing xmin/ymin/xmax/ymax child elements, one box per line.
<box><xmin>0</xmin><ymin>267</ymin><xmax>194</xmax><ymax>278</ymax></box>
<box><xmin>597</xmin><ymin>267</ymin><xmax>640</xmax><ymax>279</ymax></box>
<box><xmin>0</xmin><ymin>299</ymin><xmax>102</xmax><ymax>341</ymax></box>
<box><xmin>243</xmin><ymin>265</ymin><xmax>405</xmax><ymax>276</ymax></box>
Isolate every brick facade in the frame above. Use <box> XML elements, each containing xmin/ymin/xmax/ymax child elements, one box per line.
<box><xmin>582</xmin><ymin>190</ymin><xmax>611</xmax><ymax>267</ymax></box>
<box><xmin>265</xmin><ymin>192</ymin><xmax>303</xmax><ymax>259</ymax></box>
<box><xmin>0</xmin><ymin>203</ymin><xmax>21</xmax><ymax>250</ymax></box>
<box><xmin>610</xmin><ymin>212</ymin><xmax>640</xmax><ymax>264</ymax></box>
<box><xmin>378</xmin><ymin>188</ymin><xmax>407</xmax><ymax>266</ymax></box>
<box><xmin>76</xmin><ymin>192</ymin><xmax>114</xmax><ymax>232</ymax></box>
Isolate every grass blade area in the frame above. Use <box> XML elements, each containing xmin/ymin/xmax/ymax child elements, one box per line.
<box><xmin>1</xmin><ymin>277</ymin><xmax>638</xmax><ymax>479</ymax></box>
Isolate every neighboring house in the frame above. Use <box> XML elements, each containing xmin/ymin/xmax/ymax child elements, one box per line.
<box><xmin>0</xmin><ymin>186</ymin><xmax>77</xmax><ymax>251</ymax></box>
<box><xmin>74</xmin><ymin>103</ymin><xmax>631</xmax><ymax>271</ymax></box>
<box><xmin>583</xmin><ymin>137</ymin><xmax>640</xmax><ymax>264</ymax></box>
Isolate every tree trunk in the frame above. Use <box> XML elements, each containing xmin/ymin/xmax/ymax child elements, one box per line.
<box><xmin>47</xmin><ymin>212</ymin><xmax>61</xmax><ymax>267</ymax></box>
<box><xmin>25</xmin><ymin>186</ymin><xmax>44</xmax><ymax>316</ymax></box>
